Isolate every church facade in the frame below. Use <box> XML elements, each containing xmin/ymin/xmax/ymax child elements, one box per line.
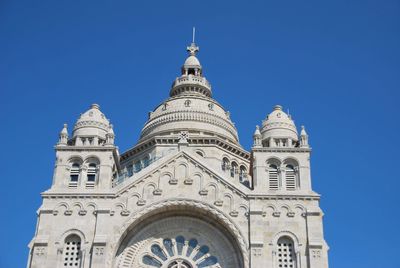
<box><xmin>27</xmin><ymin>42</ymin><xmax>329</xmax><ymax>268</ymax></box>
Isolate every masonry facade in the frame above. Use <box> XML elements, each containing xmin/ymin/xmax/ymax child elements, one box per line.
<box><xmin>28</xmin><ymin>42</ymin><xmax>329</xmax><ymax>268</ymax></box>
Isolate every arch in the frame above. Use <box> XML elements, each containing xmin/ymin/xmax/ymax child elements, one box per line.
<box><xmin>294</xmin><ymin>204</ymin><xmax>306</xmax><ymax>213</ymax></box>
<box><xmin>176</xmin><ymin>162</ymin><xmax>188</xmax><ymax>180</ymax></box>
<box><xmin>85</xmin><ymin>202</ymin><xmax>97</xmax><ymax>213</ymax></box>
<box><xmin>283</xmin><ymin>157</ymin><xmax>299</xmax><ymax>167</ymax></box>
<box><xmin>271</xmin><ymin>231</ymin><xmax>301</xmax><ymax>247</ymax></box>
<box><xmin>238</xmin><ymin>204</ymin><xmax>249</xmax><ymax>216</ymax></box>
<box><xmin>71</xmin><ymin>202</ymin><xmax>84</xmax><ymax>211</ymax></box>
<box><xmin>114</xmin><ymin>202</ymin><xmax>127</xmax><ymax>215</ymax></box>
<box><xmin>230</xmin><ymin>161</ymin><xmax>238</xmax><ymax>178</ymax></box>
<box><xmin>68</xmin><ymin>156</ymin><xmax>84</xmax><ymax>165</ymax></box>
<box><xmin>195</xmin><ymin>149</ymin><xmax>205</xmax><ymax>157</ymax></box>
<box><xmin>221</xmin><ymin>154</ymin><xmax>231</xmax><ymax>162</ymax></box>
<box><xmin>56</xmin><ymin>229</ymin><xmax>87</xmax><ymax>245</ymax></box>
<box><xmin>266</xmin><ymin>157</ymin><xmax>281</xmax><ymax>165</ymax></box>
<box><xmin>204</xmin><ymin>182</ymin><xmax>219</xmax><ymax>201</ymax></box>
<box><xmin>221</xmin><ymin>157</ymin><xmax>230</xmax><ymax>171</ymax></box>
<box><xmin>107</xmin><ymin>199</ymin><xmax>249</xmax><ymax>268</ymax></box>
<box><xmin>159</xmin><ymin>171</ymin><xmax>173</xmax><ymax>188</ymax></box>
<box><xmin>84</xmin><ymin>156</ymin><xmax>100</xmax><ymax>165</ymax></box>
<box><xmin>280</xmin><ymin>204</ymin><xmax>291</xmax><ymax>215</ymax></box>
<box><xmin>191</xmin><ymin>172</ymin><xmax>203</xmax><ymax>189</ymax></box>
<box><xmin>142</xmin><ymin>182</ymin><xmax>157</xmax><ymax>199</ymax></box>
<box><xmin>223</xmin><ymin>193</ymin><xmax>234</xmax><ymax>211</ymax></box>
<box><xmin>54</xmin><ymin>202</ymin><xmax>69</xmax><ymax>214</ymax></box>
<box><xmin>239</xmin><ymin>165</ymin><xmax>247</xmax><ymax>183</ymax></box>
<box><xmin>262</xmin><ymin>204</ymin><xmax>277</xmax><ymax>217</ymax></box>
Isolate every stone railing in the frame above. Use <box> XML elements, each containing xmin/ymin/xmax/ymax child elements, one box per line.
<box><xmin>172</xmin><ymin>75</ymin><xmax>211</xmax><ymax>89</ymax></box>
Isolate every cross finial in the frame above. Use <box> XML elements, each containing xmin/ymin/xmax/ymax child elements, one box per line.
<box><xmin>187</xmin><ymin>27</ymin><xmax>199</xmax><ymax>56</ymax></box>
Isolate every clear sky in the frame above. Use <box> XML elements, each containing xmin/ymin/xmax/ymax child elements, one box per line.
<box><xmin>1</xmin><ymin>0</ymin><xmax>399</xmax><ymax>267</ymax></box>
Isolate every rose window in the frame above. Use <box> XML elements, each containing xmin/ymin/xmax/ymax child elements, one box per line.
<box><xmin>142</xmin><ymin>236</ymin><xmax>219</xmax><ymax>268</ymax></box>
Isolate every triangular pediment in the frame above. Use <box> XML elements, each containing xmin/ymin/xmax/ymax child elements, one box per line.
<box><xmin>112</xmin><ymin>149</ymin><xmax>250</xmax><ymax>217</ymax></box>
<box><xmin>114</xmin><ymin>149</ymin><xmax>249</xmax><ymax>196</ymax></box>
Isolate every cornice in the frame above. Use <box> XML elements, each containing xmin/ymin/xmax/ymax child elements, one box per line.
<box><xmin>55</xmin><ymin>145</ymin><xmax>117</xmax><ymax>152</ymax></box>
<box><xmin>252</xmin><ymin>147</ymin><xmax>312</xmax><ymax>153</ymax></box>
<box><xmin>120</xmin><ymin>136</ymin><xmax>250</xmax><ymax>161</ymax></box>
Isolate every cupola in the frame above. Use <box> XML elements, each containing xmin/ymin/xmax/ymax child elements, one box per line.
<box><xmin>72</xmin><ymin>104</ymin><xmax>113</xmax><ymax>146</ymax></box>
<box><xmin>170</xmin><ymin>42</ymin><xmax>212</xmax><ymax>98</ymax></box>
<box><xmin>260</xmin><ymin>105</ymin><xmax>298</xmax><ymax>147</ymax></box>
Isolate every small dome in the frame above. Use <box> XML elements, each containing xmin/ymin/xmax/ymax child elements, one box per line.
<box><xmin>184</xmin><ymin>55</ymin><xmax>201</xmax><ymax>67</ymax></box>
<box><xmin>72</xmin><ymin>104</ymin><xmax>111</xmax><ymax>139</ymax></box>
<box><xmin>261</xmin><ymin>105</ymin><xmax>298</xmax><ymax>142</ymax></box>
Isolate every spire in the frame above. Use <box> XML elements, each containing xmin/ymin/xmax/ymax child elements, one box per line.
<box><xmin>58</xmin><ymin>123</ymin><xmax>68</xmax><ymax>145</ymax></box>
<box><xmin>187</xmin><ymin>27</ymin><xmax>199</xmax><ymax>56</ymax></box>
<box><xmin>300</xmin><ymin>125</ymin><xmax>309</xmax><ymax>148</ymax></box>
<box><xmin>253</xmin><ymin>125</ymin><xmax>262</xmax><ymax>148</ymax></box>
<box><xmin>106</xmin><ymin>124</ymin><xmax>115</xmax><ymax>145</ymax></box>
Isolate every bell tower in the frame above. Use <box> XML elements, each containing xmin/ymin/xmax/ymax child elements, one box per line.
<box><xmin>51</xmin><ymin>104</ymin><xmax>119</xmax><ymax>191</ymax></box>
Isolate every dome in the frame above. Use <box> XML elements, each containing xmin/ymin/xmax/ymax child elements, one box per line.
<box><xmin>140</xmin><ymin>42</ymin><xmax>239</xmax><ymax>144</ymax></box>
<box><xmin>261</xmin><ymin>105</ymin><xmax>298</xmax><ymax>142</ymax></box>
<box><xmin>72</xmin><ymin>104</ymin><xmax>111</xmax><ymax>139</ymax></box>
<box><xmin>184</xmin><ymin>55</ymin><xmax>201</xmax><ymax>67</ymax></box>
<box><xmin>140</xmin><ymin>95</ymin><xmax>239</xmax><ymax>144</ymax></box>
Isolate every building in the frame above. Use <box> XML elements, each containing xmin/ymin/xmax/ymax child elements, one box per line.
<box><xmin>27</xmin><ymin>41</ymin><xmax>329</xmax><ymax>268</ymax></box>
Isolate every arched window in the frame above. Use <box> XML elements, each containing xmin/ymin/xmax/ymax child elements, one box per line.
<box><xmin>277</xmin><ymin>236</ymin><xmax>297</xmax><ymax>268</ymax></box>
<box><xmin>268</xmin><ymin>164</ymin><xmax>279</xmax><ymax>190</ymax></box>
<box><xmin>69</xmin><ymin>163</ymin><xmax>80</xmax><ymax>188</ymax></box>
<box><xmin>230</xmin><ymin>162</ymin><xmax>238</xmax><ymax>178</ymax></box>
<box><xmin>239</xmin><ymin>165</ymin><xmax>247</xmax><ymax>182</ymax></box>
<box><xmin>86</xmin><ymin>163</ymin><xmax>97</xmax><ymax>182</ymax></box>
<box><xmin>63</xmin><ymin>234</ymin><xmax>82</xmax><ymax>267</ymax></box>
<box><xmin>222</xmin><ymin>157</ymin><xmax>229</xmax><ymax>171</ymax></box>
<box><xmin>142</xmin><ymin>156</ymin><xmax>150</xmax><ymax>168</ymax></box>
<box><xmin>285</xmin><ymin>165</ymin><xmax>297</xmax><ymax>191</ymax></box>
<box><xmin>127</xmin><ymin>165</ymin><xmax>133</xmax><ymax>177</ymax></box>
<box><xmin>134</xmin><ymin>161</ymin><xmax>142</xmax><ymax>172</ymax></box>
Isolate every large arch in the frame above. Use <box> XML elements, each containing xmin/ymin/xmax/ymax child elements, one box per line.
<box><xmin>107</xmin><ymin>199</ymin><xmax>249</xmax><ymax>268</ymax></box>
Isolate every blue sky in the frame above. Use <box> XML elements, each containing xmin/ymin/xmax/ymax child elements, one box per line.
<box><xmin>1</xmin><ymin>0</ymin><xmax>399</xmax><ymax>267</ymax></box>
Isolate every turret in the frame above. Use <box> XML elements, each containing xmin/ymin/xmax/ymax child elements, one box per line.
<box><xmin>58</xmin><ymin>124</ymin><xmax>68</xmax><ymax>145</ymax></box>
<box><xmin>300</xmin><ymin>125</ymin><xmax>309</xmax><ymax>148</ymax></box>
<box><xmin>50</xmin><ymin>104</ymin><xmax>119</xmax><ymax>191</ymax></box>
<box><xmin>251</xmin><ymin>105</ymin><xmax>314</xmax><ymax>194</ymax></box>
<box><xmin>253</xmin><ymin>125</ymin><xmax>262</xmax><ymax>148</ymax></box>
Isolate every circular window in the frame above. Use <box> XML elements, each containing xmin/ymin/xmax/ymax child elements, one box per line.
<box><xmin>142</xmin><ymin>236</ymin><xmax>218</xmax><ymax>268</ymax></box>
<box><xmin>168</xmin><ymin>259</ymin><xmax>192</xmax><ymax>268</ymax></box>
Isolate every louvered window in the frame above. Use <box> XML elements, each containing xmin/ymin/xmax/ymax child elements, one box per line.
<box><xmin>285</xmin><ymin>165</ymin><xmax>296</xmax><ymax>191</ymax></box>
<box><xmin>277</xmin><ymin>237</ymin><xmax>296</xmax><ymax>268</ymax></box>
<box><xmin>269</xmin><ymin>164</ymin><xmax>279</xmax><ymax>190</ymax></box>
<box><xmin>63</xmin><ymin>235</ymin><xmax>81</xmax><ymax>267</ymax></box>
<box><xmin>69</xmin><ymin>163</ymin><xmax>80</xmax><ymax>188</ymax></box>
<box><xmin>86</xmin><ymin>163</ymin><xmax>97</xmax><ymax>188</ymax></box>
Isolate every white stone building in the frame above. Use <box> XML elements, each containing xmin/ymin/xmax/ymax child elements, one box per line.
<box><xmin>27</xmin><ymin>42</ymin><xmax>329</xmax><ymax>268</ymax></box>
